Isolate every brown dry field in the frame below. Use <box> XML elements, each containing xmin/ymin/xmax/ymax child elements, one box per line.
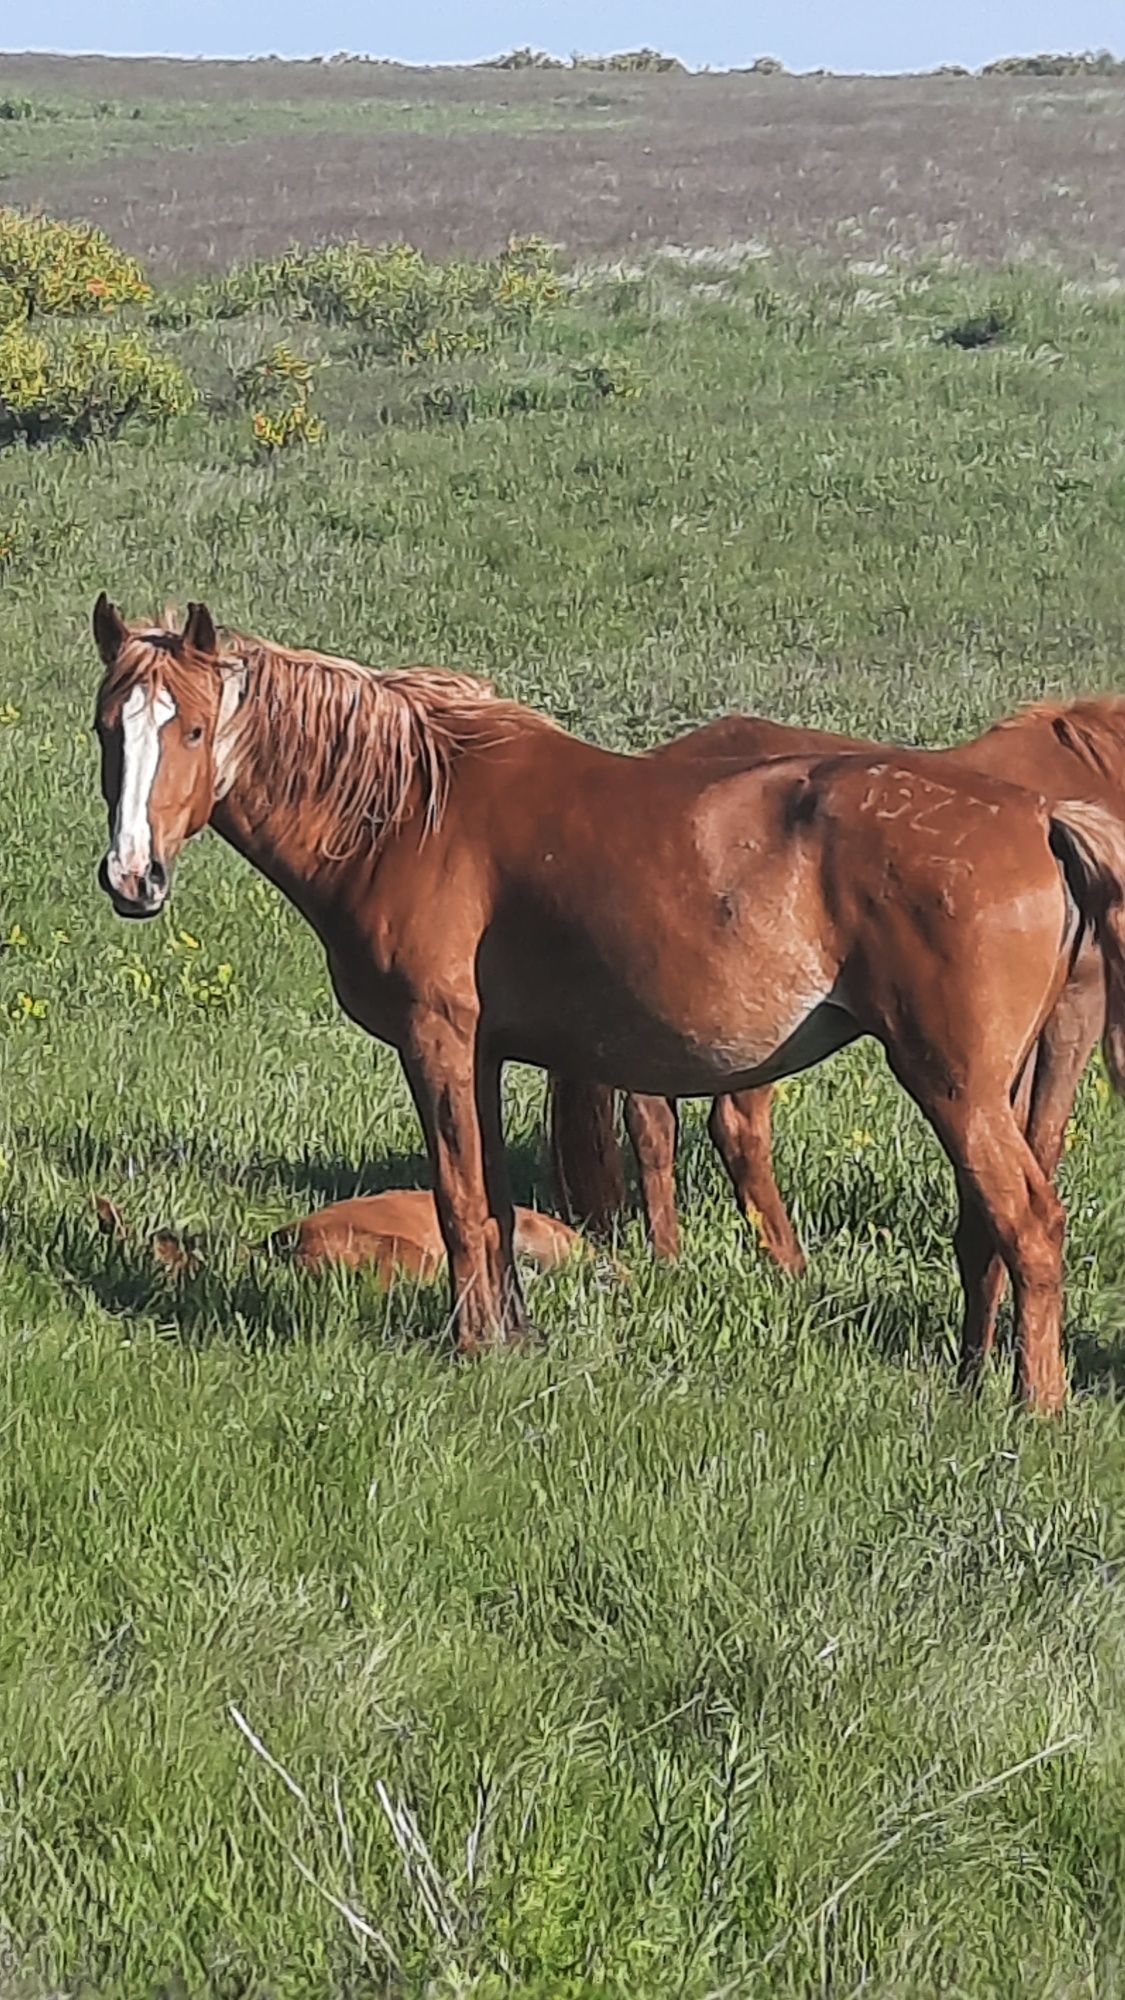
<box><xmin>3</xmin><ymin>52</ymin><xmax>1125</xmax><ymax>271</ymax></box>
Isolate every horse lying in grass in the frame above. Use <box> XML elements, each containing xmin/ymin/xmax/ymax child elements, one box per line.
<box><xmin>91</xmin><ymin>594</ymin><xmax>1125</xmax><ymax>1410</ymax></box>
<box><xmin>95</xmin><ymin>1190</ymin><xmax>599</xmax><ymax>1284</ymax></box>
<box><xmin>549</xmin><ymin>698</ymin><xmax>1125</xmax><ymax>1293</ymax></box>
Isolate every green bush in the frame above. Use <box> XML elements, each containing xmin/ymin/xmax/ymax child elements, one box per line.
<box><xmin>572</xmin><ymin>47</ymin><xmax>687</xmax><ymax>72</ymax></box>
<box><xmin>236</xmin><ymin>342</ymin><xmax>325</xmax><ymax>451</ymax></box>
<box><xmin>0</xmin><ymin>96</ymin><xmax>60</xmax><ymax>121</ymax></box>
<box><xmin>0</xmin><ymin>96</ymin><xmax>129</xmax><ymax>122</ymax></box>
<box><xmin>0</xmin><ymin>322</ymin><xmax>195</xmax><ymax>446</ymax></box>
<box><xmin>0</xmin><ymin>207</ymin><xmax>151</xmax><ymax>325</ymax></box>
<box><xmin>152</xmin><ymin>236</ymin><xmax>562</xmax><ymax>360</ymax></box>
<box><xmin>479</xmin><ymin>47</ymin><xmax>565</xmax><ymax>69</ymax></box>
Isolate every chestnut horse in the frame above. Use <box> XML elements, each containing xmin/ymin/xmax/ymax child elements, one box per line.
<box><xmin>96</xmin><ymin>1189</ymin><xmax>599</xmax><ymax>1283</ymax></box>
<box><xmin>91</xmin><ymin>595</ymin><xmax>1125</xmax><ymax>1410</ymax></box>
<box><xmin>550</xmin><ymin>699</ymin><xmax>1125</xmax><ymax>1284</ymax></box>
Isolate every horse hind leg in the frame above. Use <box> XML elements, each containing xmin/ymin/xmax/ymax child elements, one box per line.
<box><xmin>914</xmin><ymin>1083</ymin><xmax>1067</xmax><ymax>1413</ymax></box>
<box><xmin>956</xmin><ymin>955</ymin><xmax>1102</xmax><ymax>1391</ymax></box>
<box><xmin>954</xmin><ymin>1047</ymin><xmax>1037</xmax><ymax>1390</ymax></box>
<box><xmin>1023</xmin><ymin>944</ymin><xmax>1104</xmax><ymax>1181</ymax></box>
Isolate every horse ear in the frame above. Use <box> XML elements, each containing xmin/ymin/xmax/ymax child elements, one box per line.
<box><xmin>182</xmin><ymin>601</ymin><xmax>217</xmax><ymax>657</ymax></box>
<box><xmin>93</xmin><ymin>592</ymin><xmax>128</xmax><ymax>666</ymax></box>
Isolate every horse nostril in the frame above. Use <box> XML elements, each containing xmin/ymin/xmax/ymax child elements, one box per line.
<box><xmin>148</xmin><ymin>859</ymin><xmax>167</xmax><ymax>893</ymax></box>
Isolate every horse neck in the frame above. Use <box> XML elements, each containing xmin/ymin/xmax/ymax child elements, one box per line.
<box><xmin>969</xmin><ymin>704</ymin><xmax>1125</xmax><ymax>809</ymax></box>
<box><xmin>209</xmin><ymin>776</ymin><xmax>332</xmax><ymax>916</ymax></box>
<box><xmin>207</xmin><ymin>722</ymin><xmax>406</xmax><ymax>919</ymax></box>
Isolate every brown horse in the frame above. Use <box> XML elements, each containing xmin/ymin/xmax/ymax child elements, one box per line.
<box><xmin>550</xmin><ymin>700</ymin><xmax>1125</xmax><ymax>1286</ymax></box>
<box><xmin>91</xmin><ymin>595</ymin><xmax>1125</xmax><ymax>1410</ymax></box>
<box><xmin>95</xmin><ymin>1189</ymin><xmax>599</xmax><ymax>1283</ymax></box>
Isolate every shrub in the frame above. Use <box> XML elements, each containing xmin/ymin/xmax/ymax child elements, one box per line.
<box><xmin>154</xmin><ymin>236</ymin><xmax>562</xmax><ymax>361</ymax></box>
<box><xmin>0</xmin><ymin>322</ymin><xmax>195</xmax><ymax>446</ymax></box>
<box><xmin>570</xmin><ymin>356</ymin><xmax>644</xmax><ymax>400</ymax></box>
<box><xmin>572</xmin><ymin>47</ymin><xmax>687</xmax><ymax>72</ymax></box>
<box><xmin>0</xmin><ymin>207</ymin><xmax>151</xmax><ymax>325</ymax></box>
<box><xmin>0</xmin><ymin>96</ymin><xmax>60</xmax><ymax>121</ymax></box>
<box><xmin>0</xmin><ymin>96</ymin><xmax>129</xmax><ymax>122</ymax></box>
<box><xmin>981</xmin><ymin>49</ymin><xmax>1125</xmax><ymax>76</ymax></box>
<box><xmin>235</xmin><ymin>340</ymin><xmax>319</xmax><ymax>404</ymax></box>
<box><xmin>250</xmin><ymin>403</ymin><xmax>324</xmax><ymax>450</ymax></box>
<box><xmin>479</xmin><ymin>47</ymin><xmax>565</xmax><ymax>69</ymax></box>
<box><xmin>414</xmin><ymin>355</ymin><xmax>643</xmax><ymax>425</ymax></box>
<box><xmin>237</xmin><ymin>341</ymin><xmax>324</xmax><ymax>452</ymax></box>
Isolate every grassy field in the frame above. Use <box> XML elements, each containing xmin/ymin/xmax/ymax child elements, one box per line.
<box><xmin>3</xmin><ymin>56</ymin><xmax>1125</xmax><ymax>2000</ymax></box>
<box><xmin>4</xmin><ymin>55</ymin><xmax>1125</xmax><ymax>272</ymax></box>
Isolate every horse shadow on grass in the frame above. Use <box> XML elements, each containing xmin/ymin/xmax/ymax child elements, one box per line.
<box><xmin>799</xmin><ymin>1265</ymin><xmax>1125</xmax><ymax>1402</ymax></box>
<box><xmin>757</xmin><ymin>1157</ymin><xmax>1125</xmax><ymax>1400</ymax></box>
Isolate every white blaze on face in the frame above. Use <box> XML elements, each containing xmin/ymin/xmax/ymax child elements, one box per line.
<box><xmin>110</xmin><ymin>682</ymin><xmax>177</xmax><ymax>878</ymax></box>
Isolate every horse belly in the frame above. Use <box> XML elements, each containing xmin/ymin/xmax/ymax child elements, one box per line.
<box><xmin>495</xmin><ymin>949</ymin><xmax>854</xmax><ymax>1097</ymax></box>
<box><xmin>720</xmin><ymin>995</ymin><xmax>858</xmax><ymax>1089</ymax></box>
<box><xmin>487</xmin><ymin>827</ymin><xmax>849</xmax><ymax>1093</ymax></box>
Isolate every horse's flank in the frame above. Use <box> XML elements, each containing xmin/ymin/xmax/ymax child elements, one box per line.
<box><xmin>551</xmin><ymin>686</ymin><xmax>1125</xmax><ymax>1269</ymax></box>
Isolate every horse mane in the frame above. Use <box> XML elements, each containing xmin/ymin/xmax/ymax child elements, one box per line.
<box><xmin>102</xmin><ymin>615</ymin><xmax>551</xmax><ymax>858</ymax></box>
<box><xmin>993</xmin><ymin>692</ymin><xmax>1125</xmax><ymax>783</ymax></box>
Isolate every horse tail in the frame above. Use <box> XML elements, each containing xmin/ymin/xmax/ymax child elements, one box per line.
<box><xmin>547</xmin><ymin>1075</ymin><xmax>627</xmax><ymax>1233</ymax></box>
<box><xmin>1049</xmin><ymin>800</ymin><xmax>1125</xmax><ymax>1095</ymax></box>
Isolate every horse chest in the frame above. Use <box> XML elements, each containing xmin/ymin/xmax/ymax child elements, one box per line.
<box><xmin>325</xmin><ymin>947</ymin><xmax>404</xmax><ymax>1044</ymax></box>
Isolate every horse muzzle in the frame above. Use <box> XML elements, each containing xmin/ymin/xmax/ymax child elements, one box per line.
<box><xmin>99</xmin><ymin>850</ymin><xmax>168</xmax><ymax>920</ymax></box>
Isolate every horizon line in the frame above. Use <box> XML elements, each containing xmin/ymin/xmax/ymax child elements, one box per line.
<box><xmin>3</xmin><ymin>43</ymin><xmax>1123</xmax><ymax>77</ymax></box>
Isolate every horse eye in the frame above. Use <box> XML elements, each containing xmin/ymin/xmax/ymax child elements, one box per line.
<box><xmin>185</xmin><ymin>724</ymin><xmax>204</xmax><ymax>746</ymax></box>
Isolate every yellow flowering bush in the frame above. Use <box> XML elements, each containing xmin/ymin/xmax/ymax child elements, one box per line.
<box><xmin>250</xmin><ymin>403</ymin><xmax>324</xmax><ymax>450</ymax></box>
<box><xmin>157</xmin><ymin>234</ymin><xmax>562</xmax><ymax>361</ymax></box>
<box><xmin>491</xmin><ymin>235</ymin><xmax>562</xmax><ymax>319</ymax></box>
<box><xmin>238</xmin><ymin>342</ymin><xmax>324</xmax><ymax>451</ymax></box>
<box><xmin>0</xmin><ymin>207</ymin><xmax>151</xmax><ymax>325</ymax></box>
<box><xmin>0</xmin><ymin>321</ymin><xmax>195</xmax><ymax>445</ymax></box>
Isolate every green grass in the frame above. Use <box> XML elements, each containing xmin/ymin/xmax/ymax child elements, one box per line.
<box><xmin>2</xmin><ymin>250</ymin><xmax>1125</xmax><ymax>1995</ymax></box>
<box><xmin>0</xmin><ymin>91</ymin><xmax>628</xmax><ymax>183</ymax></box>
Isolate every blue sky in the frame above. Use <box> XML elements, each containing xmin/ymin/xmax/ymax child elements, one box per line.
<box><xmin>6</xmin><ymin>2</ymin><xmax>1123</xmax><ymax>72</ymax></box>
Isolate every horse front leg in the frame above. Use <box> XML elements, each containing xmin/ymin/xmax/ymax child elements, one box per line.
<box><xmin>477</xmin><ymin>1054</ymin><xmax>532</xmax><ymax>1341</ymax></box>
<box><xmin>401</xmin><ymin>1011</ymin><xmax>515</xmax><ymax>1355</ymax></box>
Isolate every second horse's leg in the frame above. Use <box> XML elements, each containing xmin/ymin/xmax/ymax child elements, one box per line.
<box><xmin>623</xmin><ymin>1094</ymin><xmax>680</xmax><ymax>1258</ymax></box>
<box><xmin>478</xmin><ymin>1054</ymin><xmax>532</xmax><ymax>1341</ymax></box>
<box><xmin>708</xmin><ymin>1090</ymin><xmax>806</xmax><ymax>1275</ymax></box>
